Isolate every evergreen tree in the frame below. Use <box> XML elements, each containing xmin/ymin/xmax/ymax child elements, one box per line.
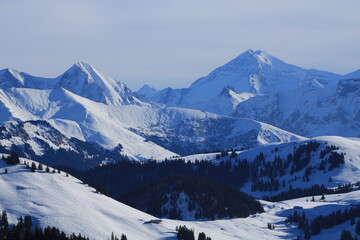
<box><xmin>31</xmin><ymin>162</ymin><xmax>36</xmax><ymax>172</ymax></box>
<box><xmin>177</xmin><ymin>225</ymin><xmax>195</xmax><ymax>240</ymax></box>
<box><xmin>121</xmin><ymin>234</ymin><xmax>127</xmax><ymax>240</ymax></box>
<box><xmin>38</xmin><ymin>163</ymin><xmax>44</xmax><ymax>171</ymax></box>
<box><xmin>320</xmin><ymin>194</ymin><xmax>325</xmax><ymax>200</ymax></box>
<box><xmin>356</xmin><ymin>219</ymin><xmax>360</xmax><ymax>235</ymax></box>
<box><xmin>110</xmin><ymin>232</ymin><xmax>120</xmax><ymax>240</ymax></box>
<box><xmin>198</xmin><ymin>232</ymin><xmax>206</xmax><ymax>240</ymax></box>
<box><xmin>340</xmin><ymin>230</ymin><xmax>354</xmax><ymax>240</ymax></box>
<box><xmin>4</xmin><ymin>168</ymin><xmax>7</xmax><ymax>174</ymax></box>
<box><xmin>6</xmin><ymin>151</ymin><xmax>20</xmax><ymax>165</ymax></box>
<box><xmin>46</xmin><ymin>166</ymin><xmax>50</xmax><ymax>173</ymax></box>
<box><xmin>1</xmin><ymin>210</ymin><xmax>9</xmax><ymax>231</ymax></box>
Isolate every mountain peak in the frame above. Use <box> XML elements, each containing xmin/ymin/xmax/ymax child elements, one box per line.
<box><xmin>0</xmin><ymin>68</ymin><xmax>25</xmax><ymax>88</ymax></box>
<box><xmin>66</xmin><ymin>62</ymin><xmax>97</xmax><ymax>80</ymax></box>
<box><xmin>72</xmin><ymin>61</ymin><xmax>95</xmax><ymax>72</ymax></box>
<box><xmin>57</xmin><ymin>62</ymin><xmax>141</xmax><ymax>106</ymax></box>
<box><xmin>254</xmin><ymin>50</ymin><xmax>274</xmax><ymax>65</ymax></box>
<box><xmin>223</xmin><ymin>49</ymin><xmax>275</xmax><ymax>71</ymax></box>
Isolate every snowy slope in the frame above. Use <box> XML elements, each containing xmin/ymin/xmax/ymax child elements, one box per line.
<box><xmin>143</xmin><ymin>50</ymin><xmax>360</xmax><ymax>137</ymax></box>
<box><xmin>148</xmin><ymin>49</ymin><xmax>340</xmax><ymax>112</ymax></box>
<box><xmin>0</xmin><ymin>158</ymin><xmax>170</xmax><ymax>240</ymax></box>
<box><xmin>56</xmin><ymin>62</ymin><xmax>143</xmax><ymax>105</ymax></box>
<box><xmin>0</xmin><ymin>62</ymin><xmax>142</xmax><ymax>106</ymax></box>
<box><xmin>182</xmin><ymin>136</ymin><xmax>360</xmax><ymax>197</ymax></box>
<box><xmin>124</xmin><ymin>107</ymin><xmax>303</xmax><ymax>155</ymax></box>
<box><xmin>233</xmin><ymin>77</ymin><xmax>360</xmax><ymax>137</ymax></box>
<box><xmin>0</xmin><ymin>63</ymin><xmax>303</xmax><ymax>163</ymax></box>
<box><xmin>1</xmin><ymin>157</ymin><xmax>360</xmax><ymax>240</ymax></box>
<box><xmin>0</xmin><ymin>157</ymin><xmax>284</xmax><ymax>240</ymax></box>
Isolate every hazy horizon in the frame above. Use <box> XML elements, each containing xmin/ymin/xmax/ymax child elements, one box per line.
<box><xmin>1</xmin><ymin>0</ymin><xmax>359</xmax><ymax>90</ymax></box>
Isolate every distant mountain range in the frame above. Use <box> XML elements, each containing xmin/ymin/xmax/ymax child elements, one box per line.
<box><xmin>0</xmin><ymin>58</ymin><xmax>305</xmax><ymax>167</ymax></box>
<box><xmin>136</xmin><ymin>49</ymin><xmax>360</xmax><ymax>137</ymax></box>
<box><xmin>1</xmin><ymin>50</ymin><xmax>360</xmax><ymax>240</ymax></box>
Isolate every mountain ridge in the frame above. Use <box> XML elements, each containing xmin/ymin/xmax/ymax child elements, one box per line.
<box><xmin>0</xmin><ymin>61</ymin><xmax>303</xmax><ymax>165</ymax></box>
<box><xmin>136</xmin><ymin>50</ymin><xmax>360</xmax><ymax>137</ymax></box>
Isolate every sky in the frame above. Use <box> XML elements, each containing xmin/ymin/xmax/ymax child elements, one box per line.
<box><xmin>0</xmin><ymin>0</ymin><xmax>360</xmax><ymax>91</ymax></box>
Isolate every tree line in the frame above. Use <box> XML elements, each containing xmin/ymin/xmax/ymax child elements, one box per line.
<box><xmin>121</xmin><ymin>175</ymin><xmax>263</xmax><ymax>220</ymax></box>
<box><xmin>286</xmin><ymin>205</ymin><xmax>360</xmax><ymax>239</ymax></box>
<box><xmin>0</xmin><ymin>210</ymin><xmax>128</xmax><ymax>240</ymax></box>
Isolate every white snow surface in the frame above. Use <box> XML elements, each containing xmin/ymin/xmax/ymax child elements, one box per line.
<box><xmin>1</xmin><ymin>157</ymin><xmax>360</xmax><ymax>240</ymax></box>
<box><xmin>0</xmin><ymin>64</ymin><xmax>303</xmax><ymax>161</ymax></box>
<box><xmin>148</xmin><ymin>49</ymin><xmax>340</xmax><ymax>111</ymax></box>
<box><xmin>182</xmin><ymin>136</ymin><xmax>360</xmax><ymax>198</ymax></box>
<box><xmin>142</xmin><ymin>50</ymin><xmax>359</xmax><ymax>137</ymax></box>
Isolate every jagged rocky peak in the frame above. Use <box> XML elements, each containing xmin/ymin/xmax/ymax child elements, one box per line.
<box><xmin>56</xmin><ymin>62</ymin><xmax>139</xmax><ymax>105</ymax></box>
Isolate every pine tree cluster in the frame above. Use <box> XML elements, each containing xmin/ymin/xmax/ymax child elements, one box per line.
<box><xmin>263</xmin><ymin>183</ymin><xmax>355</xmax><ymax>202</ymax></box>
<box><xmin>0</xmin><ymin>210</ymin><xmax>89</xmax><ymax>240</ymax></box>
<box><xmin>110</xmin><ymin>232</ymin><xmax>127</xmax><ymax>240</ymax></box>
<box><xmin>61</xmin><ymin>141</ymin><xmax>345</xmax><ymax>208</ymax></box>
<box><xmin>121</xmin><ymin>175</ymin><xmax>263</xmax><ymax>220</ymax></box>
<box><xmin>3</xmin><ymin>152</ymin><xmax>20</xmax><ymax>165</ymax></box>
<box><xmin>0</xmin><ymin>211</ymin><xmax>128</xmax><ymax>240</ymax></box>
<box><xmin>286</xmin><ymin>205</ymin><xmax>360</xmax><ymax>237</ymax></box>
<box><xmin>340</xmin><ymin>230</ymin><xmax>355</xmax><ymax>240</ymax></box>
<box><xmin>176</xmin><ymin>225</ymin><xmax>212</xmax><ymax>240</ymax></box>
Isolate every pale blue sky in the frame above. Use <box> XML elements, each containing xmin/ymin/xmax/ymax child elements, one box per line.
<box><xmin>0</xmin><ymin>0</ymin><xmax>359</xmax><ymax>90</ymax></box>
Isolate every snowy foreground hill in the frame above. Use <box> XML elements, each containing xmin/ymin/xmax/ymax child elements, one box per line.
<box><xmin>1</xmin><ymin>156</ymin><xmax>360</xmax><ymax>240</ymax></box>
<box><xmin>182</xmin><ymin>136</ymin><xmax>360</xmax><ymax>198</ymax></box>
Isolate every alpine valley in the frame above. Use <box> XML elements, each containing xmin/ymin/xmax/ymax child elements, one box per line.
<box><xmin>1</xmin><ymin>50</ymin><xmax>360</xmax><ymax>240</ymax></box>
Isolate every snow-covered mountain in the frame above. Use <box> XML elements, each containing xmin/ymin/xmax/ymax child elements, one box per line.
<box><xmin>0</xmin><ymin>62</ymin><xmax>141</xmax><ymax>106</ymax></box>
<box><xmin>135</xmin><ymin>84</ymin><xmax>159</xmax><ymax>101</ymax></box>
<box><xmin>233</xmin><ymin>77</ymin><xmax>360</xmax><ymax>137</ymax></box>
<box><xmin>0</xmin><ymin>63</ymin><xmax>303</xmax><ymax>166</ymax></box>
<box><xmin>141</xmin><ymin>50</ymin><xmax>340</xmax><ymax>109</ymax></box>
<box><xmin>128</xmin><ymin>107</ymin><xmax>303</xmax><ymax>155</ymax></box>
<box><xmin>0</xmin><ymin>120</ymin><xmax>128</xmax><ymax>169</ymax></box>
<box><xmin>139</xmin><ymin>50</ymin><xmax>360</xmax><ymax>137</ymax></box>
